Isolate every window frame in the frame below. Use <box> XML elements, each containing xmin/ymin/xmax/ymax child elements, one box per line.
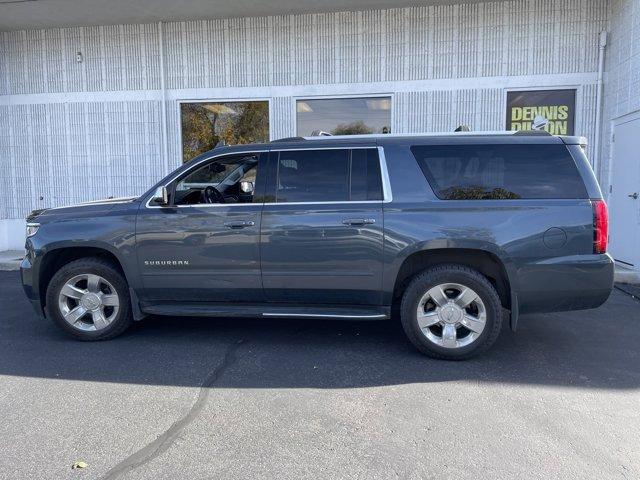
<box><xmin>293</xmin><ymin>94</ymin><xmax>394</xmax><ymax>137</ymax></box>
<box><xmin>145</xmin><ymin>150</ymin><xmax>269</xmax><ymax>209</ymax></box>
<box><xmin>410</xmin><ymin>143</ymin><xmax>589</xmax><ymax>201</ymax></box>
<box><xmin>177</xmin><ymin>98</ymin><xmax>272</xmax><ymax>164</ymax></box>
<box><xmin>266</xmin><ymin>146</ymin><xmax>392</xmax><ymax>205</ymax></box>
<box><xmin>144</xmin><ymin>146</ymin><xmax>392</xmax><ymax>209</ymax></box>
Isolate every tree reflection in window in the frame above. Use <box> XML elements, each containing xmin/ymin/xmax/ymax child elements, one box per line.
<box><xmin>296</xmin><ymin>97</ymin><xmax>391</xmax><ymax>136</ymax></box>
<box><xmin>181</xmin><ymin>101</ymin><xmax>269</xmax><ymax>163</ymax></box>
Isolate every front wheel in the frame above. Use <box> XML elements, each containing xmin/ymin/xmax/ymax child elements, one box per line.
<box><xmin>45</xmin><ymin>257</ymin><xmax>133</xmax><ymax>341</ymax></box>
<box><xmin>400</xmin><ymin>264</ymin><xmax>503</xmax><ymax>360</ymax></box>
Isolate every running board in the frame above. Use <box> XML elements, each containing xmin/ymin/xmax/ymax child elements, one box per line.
<box><xmin>140</xmin><ymin>303</ymin><xmax>390</xmax><ymax>320</ymax></box>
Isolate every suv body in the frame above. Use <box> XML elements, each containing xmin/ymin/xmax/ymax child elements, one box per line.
<box><xmin>20</xmin><ymin>132</ymin><xmax>614</xmax><ymax>359</ymax></box>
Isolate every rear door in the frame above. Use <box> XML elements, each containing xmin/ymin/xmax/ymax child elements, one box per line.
<box><xmin>260</xmin><ymin>147</ymin><xmax>388</xmax><ymax>305</ymax></box>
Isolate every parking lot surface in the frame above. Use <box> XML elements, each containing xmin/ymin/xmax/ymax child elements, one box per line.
<box><xmin>1</xmin><ymin>270</ymin><xmax>639</xmax><ymax>479</ymax></box>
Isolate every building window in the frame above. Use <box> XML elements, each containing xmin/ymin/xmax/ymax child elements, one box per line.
<box><xmin>296</xmin><ymin>97</ymin><xmax>391</xmax><ymax>136</ymax></box>
<box><xmin>180</xmin><ymin>101</ymin><xmax>269</xmax><ymax>163</ymax></box>
<box><xmin>505</xmin><ymin>89</ymin><xmax>576</xmax><ymax>135</ymax></box>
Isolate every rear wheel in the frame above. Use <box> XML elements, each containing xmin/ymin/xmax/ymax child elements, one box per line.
<box><xmin>400</xmin><ymin>264</ymin><xmax>502</xmax><ymax>360</ymax></box>
<box><xmin>45</xmin><ymin>258</ymin><xmax>133</xmax><ymax>341</ymax></box>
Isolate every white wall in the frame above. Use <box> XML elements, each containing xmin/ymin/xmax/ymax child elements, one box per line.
<box><xmin>0</xmin><ymin>0</ymin><xmax>610</xmax><ymax>250</ymax></box>
<box><xmin>0</xmin><ymin>219</ymin><xmax>26</xmax><ymax>251</ymax></box>
<box><xmin>601</xmin><ymin>0</ymin><xmax>640</xmax><ymax>189</ymax></box>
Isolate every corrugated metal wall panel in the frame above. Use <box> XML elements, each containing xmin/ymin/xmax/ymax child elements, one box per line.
<box><xmin>0</xmin><ymin>1</ymin><xmax>611</xmax><ymax>219</ymax></box>
<box><xmin>270</xmin><ymin>97</ymin><xmax>295</xmax><ymax>140</ymax></box>
<box><xmin>601</xmin><ymin>0</ymin><xmax>639</xmax><ymax>183</ymax></box>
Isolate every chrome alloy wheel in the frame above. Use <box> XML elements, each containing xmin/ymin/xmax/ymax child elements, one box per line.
<box><xmin>416</xmin><ymin>282</ymin><xmax>487</xmax><ymax>349</ymax></box>
<box><xmin>57</xmin><ymin>274</ymin><xmax>120</xmax><ymax>331</ymax></box>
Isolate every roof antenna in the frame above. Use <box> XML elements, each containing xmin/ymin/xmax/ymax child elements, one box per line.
<box><xmin>454</xmin><ymin>124</ymin><xmax>471</xmax><ymax>132</ymax></box>
<box><xmin>310</xmin><ymin>130</ymin><xmax>332</xmax><ymax>136</ymax></box>
<box><xmin>214</xmin><ymin>139</ymin><xmax>227</xmax><ymax>148</ymax></box>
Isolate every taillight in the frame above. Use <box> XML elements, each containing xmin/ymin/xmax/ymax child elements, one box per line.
<box><xmin>593</xmin><ymin>199</ymin><xmax>608</xmax><ymax>254</ymax></box>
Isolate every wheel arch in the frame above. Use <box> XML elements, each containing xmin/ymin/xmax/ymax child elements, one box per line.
<box><xmin>391</xmin><ymin>247</ymin><xmax>514</xmax><ymax>312</ymax></box>
<box><xmin>37</xmin><ymin>245</ymin><xmax>129</xmax><ymax>313</ymax></box>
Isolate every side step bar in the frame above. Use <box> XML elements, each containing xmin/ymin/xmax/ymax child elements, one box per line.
<box><xmin>140</xmin><ymin>303</ymin><xmax>390</xmax><ymax>320</ymax></box>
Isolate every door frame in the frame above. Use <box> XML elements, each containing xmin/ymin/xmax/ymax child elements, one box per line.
<box><xmin>608</xmin><ymin>108</ymin><xmax>640</xmax><ymax>271</ymax></box>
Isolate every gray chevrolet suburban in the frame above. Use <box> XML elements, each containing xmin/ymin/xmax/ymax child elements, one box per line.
<box><xmin>20</xmin><ymin>132</ymin><xmax>613</xmax><ymax>359</ymax></box>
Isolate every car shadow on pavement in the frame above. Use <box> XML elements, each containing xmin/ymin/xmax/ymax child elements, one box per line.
<box><xmin>2</xmin><ymin>271</ymin><xmax>639</xmax><ymax>391</ymax></box>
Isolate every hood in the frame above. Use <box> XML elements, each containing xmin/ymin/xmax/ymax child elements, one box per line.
<box><xmin>27</xmin><ymin>196</ymin><xmax>139</xmax><ymax>222</ymax></box>
<box><xmin>75</xmin><ymin>196</ymin><xmax>139</xmax><ymax>206</ymax></box>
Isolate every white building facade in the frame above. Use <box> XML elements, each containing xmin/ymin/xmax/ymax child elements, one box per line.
<box><xmin>1</xmin><ymin>0</ymin><xmax>639</xmax><ymax>276</ymax></box>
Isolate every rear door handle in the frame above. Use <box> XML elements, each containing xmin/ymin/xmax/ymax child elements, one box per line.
<box><xmin>342</xmin><ymin>218</ymin><xmax>376</xmax><ymax>226</ymax></box>
<box><xmin>224</xmin><ymin>220</ymin><xmax>255</xmax><ymax>229</ymax></box>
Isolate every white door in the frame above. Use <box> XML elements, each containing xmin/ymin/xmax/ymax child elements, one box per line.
<box><xmin>609</xmin><ymin>113</ymin><xmax>640</xmax><ymax>267</ymax></box>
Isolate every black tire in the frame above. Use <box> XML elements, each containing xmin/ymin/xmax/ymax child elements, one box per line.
<box><xmin>400</xmin><ymin>264</ymin><xmax>503</xmax><ymax>360</ymax></box>
<box><xmin>45</xmin><ymin>257</ymin><xmax>133</xmax><ymax>341</ymax></box>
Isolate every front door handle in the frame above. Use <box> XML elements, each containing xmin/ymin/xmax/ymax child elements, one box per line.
<box><xmin>224</xmin><ymin>220</ymin><xmax>255</xmax><ymax>229</ymax></box>
<box><xmin>342</xmin><ymin>218</ymin><xmax>376</xmax><ymax>226</ymax></box>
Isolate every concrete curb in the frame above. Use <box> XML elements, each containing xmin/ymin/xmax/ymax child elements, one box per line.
<box><xmin>0</xmin><ymin>251</ymin><xmax>23</xmax><ymax>271</ymax></box>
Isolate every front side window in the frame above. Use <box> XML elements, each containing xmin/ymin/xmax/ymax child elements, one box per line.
<box><xmin>275</xmin><ymin>149</ymin><xmax>383</xmax><ymax>203</ymax></box>
<box><xmin>174</xmin><ymin>153</ymin><xmax>260</xmax><ymax>205</ymax></box>
<box><xmin>180</xmin><ymin>101</ymin><xmax>269</xmax><ymax>162</ymax></box>
<box><xmin>411</xmin><ymin>144</ymin><xmax>587</xmax><ymax>200</ymax></box>
<box><xmin>296</xmin><ymin>97</ymin><xmax>391</xmax><ymax>136</ymax></box>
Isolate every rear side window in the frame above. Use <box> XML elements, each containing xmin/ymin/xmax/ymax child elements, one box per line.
<box><xmin>275</xmin><ymin>149</ymin><xmax>382</xmax><ymax>203</ymax></box>
<box><xmin>350</xmin><ymin>149</ymin><xmax>383</xmax><ymax>201</ymax></box>
<box><xmin>411</xmin><ymin>144</ymin><xmax>587</xmax><ymax>200</ymax></box>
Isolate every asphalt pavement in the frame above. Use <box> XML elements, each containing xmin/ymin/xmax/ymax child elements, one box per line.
<box><xmin>0</xmin><ymin>270</ymin><xmax>639</xmax><ymax>480</ymax></box>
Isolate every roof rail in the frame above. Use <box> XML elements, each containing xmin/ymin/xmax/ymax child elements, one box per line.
<box><xmin>271</xmin><ymin>136</ymin><xmax>306</xmax><ymax>143</ymax></box>
<box><xmin>513</xmin><ymin>130</ymin><xmax>552</xmax><ymax>136</ymax></box>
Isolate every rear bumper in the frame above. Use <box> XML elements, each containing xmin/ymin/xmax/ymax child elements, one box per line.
<box><xmin>517</xmin><ymin>253</ymin><xmax>614</xmax><ymax>314</ymax></box>
<box><xmin>20</xmin><ymin>255</ymin><xmax>45</xmax><ymax>318</ymax></box>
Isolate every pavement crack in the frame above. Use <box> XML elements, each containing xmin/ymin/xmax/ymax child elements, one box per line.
<box><xmin>99</xmin><ymin>339</ymin><xmax>245</xmax><ymax>480</ymax></box>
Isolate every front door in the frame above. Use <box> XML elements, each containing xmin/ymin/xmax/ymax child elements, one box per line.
<box><xmin>135</xmin><ymin>151</ymin><xmax>267</xmax><ymax>303</ymax></box>
<box><xmin>260</xmin><ymin>147</ymin><xmax>386</xmax><ymax>305</ymax></box>
<box><xmin>609</xmin><ymin>113</ymin><xmax>640</xmax><ymax>267</ymax></box>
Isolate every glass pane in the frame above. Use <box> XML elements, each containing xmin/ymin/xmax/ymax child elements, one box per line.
<box><xmin>411</xmin><ymin>144</ymin><xmax>587</xmax><ymax>200</ymax></box>
<box><xmin>276</xmin><ymin>150</ymin><xmax>350</xmax><ymax>203</ymax></box>
<box><xmin>175</xmin><ymin>153</ymin><xmax>260</xmax><ymax>205</ymax></box>
<box><xmin>180</xmin><ymin>101</ymin><xmax>269</xmax><ymax>162</ymax></box>
<box><xmin>296</xmin><ymin>97</ymin><xmax>391</xmax><ymax>136</ymax></box>
<box><xmin>351</xmin><ymin>149</ymin><xmax>383</xmax><ymax>201</ymax></box>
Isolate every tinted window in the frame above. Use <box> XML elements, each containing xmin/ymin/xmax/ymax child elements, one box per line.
<box><xmin>275</xmin><ymin>149</ymin><xmax>383</xmax><ymax>203</ymax></box>
<box><xmin>351</xmin><ymin>149</ymin><xmax>383</xmax><ymax>201</ymax></box>
<box><xmin>411</xmin><ymin>144</ymin><xmax>587</xmax><ymax>200</ymax></box>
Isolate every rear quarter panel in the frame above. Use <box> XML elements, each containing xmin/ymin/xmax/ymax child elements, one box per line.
<box><xmin>380</xmin><ymin>138</ymin><xmax>609</xmax><ymax>313</ymax></box>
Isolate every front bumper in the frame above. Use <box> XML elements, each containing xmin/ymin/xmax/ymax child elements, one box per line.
<box><xmin>517</xmin><ymin>253</ymin><xmax>614</xmax><ymax>314</ymax></box>
<box><xmin>20</xmin><ymin>255</ymin><xmax>45</xmax><ymax>318</ymax></box>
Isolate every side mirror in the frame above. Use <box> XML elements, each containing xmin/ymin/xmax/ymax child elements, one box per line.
<box><xmin>240</xmin><ymin>181</ymin><xmax>254</xmax><ymax>194</ymax></box>
<box><xmin>152</xmin><ymin>186</ymin><xmax>169</xmax><ymax>206</ymax></box>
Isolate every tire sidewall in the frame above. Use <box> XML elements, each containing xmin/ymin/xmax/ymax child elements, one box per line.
<box><xmin>45</xmin><ymin>260</ymin><xmax>132</xmax><ymax>340</ymax></box>
<box><xmin>401</xmin><ymin>266</ymin><xmax>502</xmax><ymax>359</ymax></box>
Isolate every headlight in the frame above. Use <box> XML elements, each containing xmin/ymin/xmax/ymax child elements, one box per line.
<box><xmin>26</xmin><ymin>223</ymin><xmax>40</xmax><ymax>237</ymax></box>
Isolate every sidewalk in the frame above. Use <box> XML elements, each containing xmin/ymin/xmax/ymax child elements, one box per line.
<box><xmin>0</xmin><ymin>251</ymin><xmax>23</xmax><ymax>271</ymax></box>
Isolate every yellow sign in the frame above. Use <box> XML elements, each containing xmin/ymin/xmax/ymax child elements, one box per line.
<box><xmin>506</xmin><ymin>90</ymin><xmax>575</xmax><ymax>135</ymax></box>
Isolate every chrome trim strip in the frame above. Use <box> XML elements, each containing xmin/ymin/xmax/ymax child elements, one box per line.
<box><xmin>377</xmin><ymin>146</ymin><xmax>392</xmax><ymax>203</ymax></box>
<box><xmin>262</xmin><ymin>200</ymin><xmax>382</xmax><ymax>206</ymax></box>
<box><xmin>262</xmin><ymin>313</ymin><xmax>388</xmax><ymax>319</ymax></box>
<box><xmin>144</xmin><ymin>149</ymin><xmax>268</xmax><ymax>209</ymax></box>
<box><xmin>144</xmin><ymin>145</ymin><xmax>394</xmax><ymax>209</ymax></box>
